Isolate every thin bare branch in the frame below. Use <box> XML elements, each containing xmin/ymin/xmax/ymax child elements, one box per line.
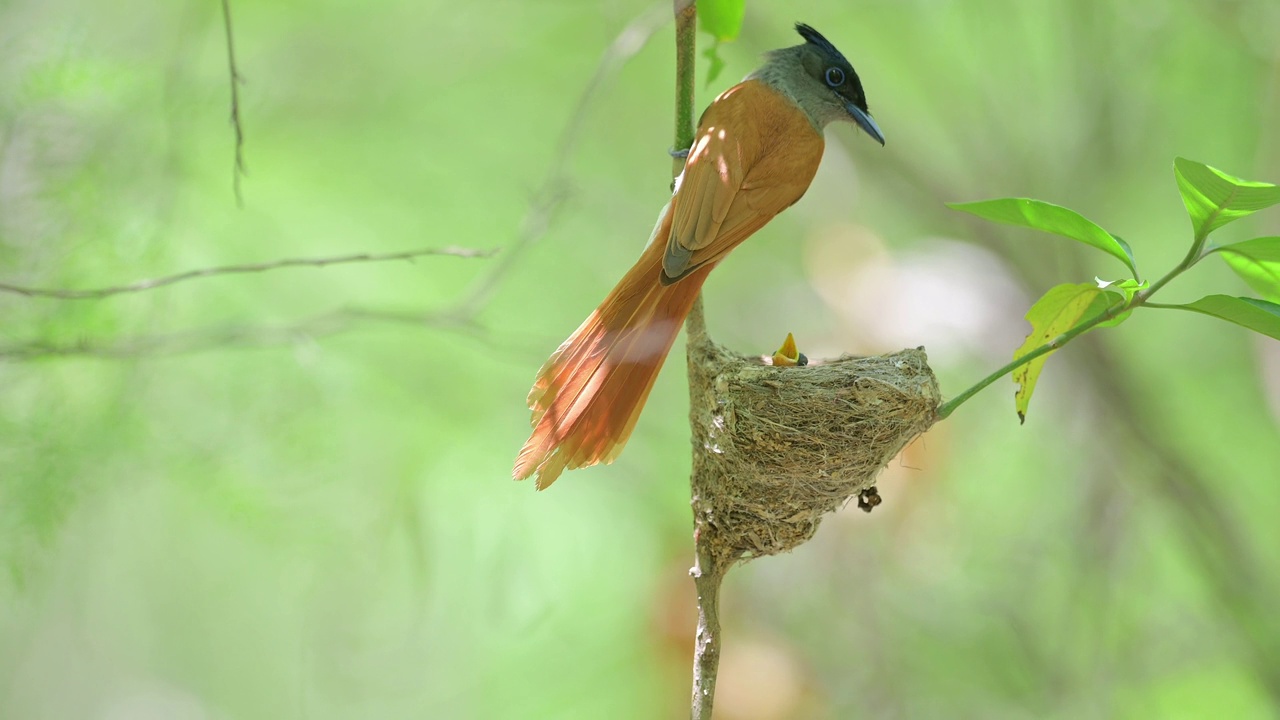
<box><xmin>0</xmin><ymin>306</ymin><xmax>483</xmax><ymax>361</ymax></box>
<box><xmin>221</xmin><ymin>0</ymin><xmax>247</xmax><ymax>207</ymax></box>
<box><xmin>0</xmin><ymin>246</ymin><xmax>494</xmax><ymax>300</ymax></box>
<box><xmin>0</xmin><ymin>5</ymin><xmax>665</xmax><ymax>359</ymax></box>
<box><xmin>450</xmin><ymin>3</ymin><xmax>671</xmax><ymax>320</ymax></box>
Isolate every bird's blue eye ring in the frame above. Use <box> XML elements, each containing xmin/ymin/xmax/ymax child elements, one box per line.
<box><xmin>825</xmin><ymin>67</ymin><xmax>845</xmax><ymax>87</ymax></box>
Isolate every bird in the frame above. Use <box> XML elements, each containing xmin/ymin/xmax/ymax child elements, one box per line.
<box><xmin>514</xmin><ymin>23</ymin><xmax>884</xmax><ymax>489</ymax></box>
<box><xmin>770</xmin><ymin>332</ymin><xmax>808</xmax><ymax>367</ymax></box>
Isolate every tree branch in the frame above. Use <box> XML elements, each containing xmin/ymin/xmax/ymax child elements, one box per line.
<box><xmin>1</xmin><ymin>5</ymin><xmax>667</xmax><ymax>361</ymax></box>
<box><xmin>0</xmin><ymin>306</ymin><xmax>483</xmax><ymax>361</ymax></box>
<box><xmin>669</xmin><ymin>3</ymin><xmax>726</xmax><ymax>719</ymax></box>
<box><xmin>673</xmin><ymin>0</ymin><xmax>698</xmax><ymax>175</ymax></box>
<box><xmin>0</xmin><ymin>246</ymin><xmax>494</xmax><ymax>300</ymax></box>
<box><xmin>221</xmin><ymin>0</ymin><xmax>247</xmax><ymax>207</ymax></box>
<box><xmin>674</xmin><ymin>0</ymin><xmax>706</xmax><ymax>343</ymax></box>
<box><xmin>690</xmin><ymin>544</ymin><xmax>725</xmax><ymax>720</ymax></box>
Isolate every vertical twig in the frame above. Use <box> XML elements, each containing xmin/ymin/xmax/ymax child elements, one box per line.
<box><xmin>690</xmin><ymin>543</ymin><xmax>726</xmax><ymax>720</ymax></box>
<box><xmin>221</xmin><ymin>0</ymin><xmax>247</xmax><ymax>208</ymax></box>
<box><xmin>674</xmin><ymin>0</ymin><xmax>706</xmax><ymax>344</ymax></box>
<box><xmin>673</xmin><ymin>0</ymin><xmax>698</xmax><ymax>177</ymax></box>
<box><xmin>671</xmin><ymin>3</ymin><xmax>726</xmax><ymax>719</ymax></box>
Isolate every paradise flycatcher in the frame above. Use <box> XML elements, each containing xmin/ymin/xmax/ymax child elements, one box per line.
<box><xmin>515</xmin><ymin>23</ymin><xmax>884</xmax><ymax>489</ymax></box>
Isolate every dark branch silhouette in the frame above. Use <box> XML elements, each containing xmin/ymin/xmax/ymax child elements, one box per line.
<box><xmin>221</xmin><ymin>0</ymin><xmax>247</xmax><ymax>207</ymax></box>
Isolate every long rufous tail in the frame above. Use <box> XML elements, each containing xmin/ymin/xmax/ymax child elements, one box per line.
<box><xmin>513</xmin><ymin>228</ymin><xmax>710</xmax><ymax>489</ymax></box>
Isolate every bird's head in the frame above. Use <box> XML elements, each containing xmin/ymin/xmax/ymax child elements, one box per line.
<box><xmin>787</xmin><ymin>23</ymin><xmax>884</xmax><ymax>145</ymax></box>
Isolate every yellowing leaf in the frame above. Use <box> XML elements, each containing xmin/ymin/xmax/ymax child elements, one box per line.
<box><xmin>1013</xmin><ymin>283</ymin><xmax>1104</xmax><ymax>423</ymax></box>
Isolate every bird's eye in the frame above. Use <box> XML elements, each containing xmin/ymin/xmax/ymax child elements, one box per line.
<box><xmin>824</xmin><ymin>67</ymin><xmax>845</xmax><ymax>87</ymax></box>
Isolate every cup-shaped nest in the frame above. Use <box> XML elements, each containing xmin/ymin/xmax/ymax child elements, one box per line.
<box><xmin>687</xmin><ymin>336</ymin><xmax>939</xmax><ymax>567</ymax></box>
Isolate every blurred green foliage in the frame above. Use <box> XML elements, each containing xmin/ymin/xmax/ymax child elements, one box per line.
<box><xmin>2</xmin><ymin>1</ymin><xmax>1279</xmax><ymax>719</ymax></box>
<box><xmin>698</xmin><ymin>0</ymin><xmax>745</xmax><ymax>85</ymax></box>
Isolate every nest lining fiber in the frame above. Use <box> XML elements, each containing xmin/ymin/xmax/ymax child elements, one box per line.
<box><xmin>687</xmin><ymin>331</ymin><xmax>940</xmax><ymax>568</ymax></box>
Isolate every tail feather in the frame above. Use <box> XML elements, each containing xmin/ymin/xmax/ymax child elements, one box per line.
<box><xmin>526</xmin><ymin>317</ymin><xmax>607</xmax><ymax>425</ymax></box>
<box><xmin>514</xmin><ymin>239</ymin><xmax>709</xmax><ymax>489</ymax></box>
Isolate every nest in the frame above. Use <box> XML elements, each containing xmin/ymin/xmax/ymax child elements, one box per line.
<box><xmin>687</xmin><ymin>322</ymin><xmax>940</xmax><ymax>568</ymax></box>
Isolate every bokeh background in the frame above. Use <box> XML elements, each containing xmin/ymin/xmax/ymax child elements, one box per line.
<box><xmin>3</xmin><ymin>0</ymin><xmax>1280</xmax><ymax>718</ymax></box>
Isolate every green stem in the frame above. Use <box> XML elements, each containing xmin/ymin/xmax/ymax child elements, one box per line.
<box><xmin>673</xmin><ymin>0</ymin><xmax>698</xmax><ymax>168</ymax></box>
<box><xmin>1135</xmin><ymin>233</ymin><xmax>1205</xmax><ymax>303</ymax></box>
<box><xmin>674</xmin><ymin>0</ymin><xmax>707</xmax><ymax>340</ymax></box>
<box><xmin>936</xmin><ymin>298</ymin><xmax>1123</xmax><ymax>419</ymax></box>
<box><xmin>937</xmin><ymin>238</ymin><xmax>1207</xmax><ymax>420</ymax></box>
<box><xmin>670</xmin><ymin>5</ymin><xmax>721</xmax><ymax>720</ymax></box>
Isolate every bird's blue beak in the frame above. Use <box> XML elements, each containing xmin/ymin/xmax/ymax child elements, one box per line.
<box><xmin>845</xmin><ymin>102</ymin><xmax>885</xmax><ymax>146</ymax></box>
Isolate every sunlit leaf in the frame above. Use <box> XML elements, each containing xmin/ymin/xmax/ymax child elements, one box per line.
<box><xmin>1096</xmin><ymin>277</ymin><xmax>1146</xmax><ymax>302</ymax></box>
<box><xmin>948</xmin><ymin>198</ymin><xmax>1137</xmax><ymax>276</ymax></box>
<box><xmin>1160</xmin><ymin>295</ymin><xmax>1280</xmax><ymax>341</ymax></box>
<box><xmin>1013</xmin><ymin>283</ymin><xmax>1104</xmax><ymax>423</ymax></box>
<box><xmin>1088</xmin><ymin>278</ymin><xmax>1145</xmax><ymax>327</ymax></box>
<box><xmin>698</xmin><ymin>0</ymin><xmax>745</xmax><ymax>41</ymax></box>
<box><xmin>1174</xmin><ymin>158</ymin><xmax>1280</xmax><ymax>242</ymax></box>
<box><xmin>1213</xmin><ymin>236</ymin><xmax>1280</xmax><ymax>302</ymax></box>
<box><xmin>1113</xmin><ymin>235</ymin><xmax>1136</xmax><ymax>268</ymax></box>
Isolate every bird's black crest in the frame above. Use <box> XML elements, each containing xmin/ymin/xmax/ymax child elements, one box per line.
<box><xmin>795</xmin><ymin>23</ymin><xmax>850</xmax><ymax>66</ymax></box>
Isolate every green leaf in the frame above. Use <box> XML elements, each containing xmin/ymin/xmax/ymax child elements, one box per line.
<box><xmin>1084</xmin><ymin>296</ymin><xmax>1132</xmax><ymax>328</ymax></box>
<box><xmin>697</xmin><ymin>0</ymin><xmax>743</xmax><ymax>86</ymax></box>
<box><xmin>1013</xmin><ymin>283</ymin><xmax>1105</xmax><ymax>423</ymax></box>
<box><xmin>1161</xmin><ymin>295</ymin><xmax>1280</xmax><ymax>341</ymax></box>
<box><xmin>1212</xmin><ymin>236</ymin><xmax>1280</xmax><ymax>302</ymax></box>
<box><xmin>1097</xmin><ymin>277</ymin><xmax>1146</xmax><ymax>303</ymax></box>
<box><xmin>1088</xmin><ymin>278</ymin><xmax>1146</xmax><ymax>327</ymax></box>
<box><xmin>948</xmin><ymin>198</ymin><xmax>1137</xmax><ymax>276</ymax></box>
<box><xmin>1113</xmin><ymin>235</ymin><xmax>1136</xmax><ymax>267</ymax></box>
<box><xmin>1173</xmin><ymin>158</ymin><xmax>1280</xmax><ymax>242</ymax></box>
<box><xmin>698</xmin><ymin>0</ymin><xmax>745</xmax><ymax>41</ymax></box>
<box><xmin>702</xmin><ymin>43</ymin><xmax>727</xmax><ymax>87</ymax></box>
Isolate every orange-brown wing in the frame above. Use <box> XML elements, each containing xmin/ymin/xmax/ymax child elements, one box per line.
<box><xmin>663</xmin><ymin>80</ymin><xmax>826</xmax><ymax>281</ymax></box>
